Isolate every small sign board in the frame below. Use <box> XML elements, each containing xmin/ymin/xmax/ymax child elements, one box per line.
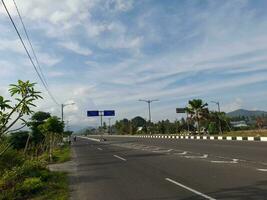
<box><xmin>176</xmin><ymin>108</ymin><xmax>186</xmax><ymax>113</ymax></box>
<box><xmin>87</xmin><ymin>110</ymin><xmax>99</xmax><ymax>117</ymax></box>
<box><xmin>104</xmin><ymin>110</ymin><xmax>115</xmax><ymax>116</ymax></box>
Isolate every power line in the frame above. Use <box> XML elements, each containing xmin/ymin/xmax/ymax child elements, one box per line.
<box><xmin>12</xmin><ymin>0</ymin><xmax>49</xmax><ymax>88</ymax></box>
<box><xmin>1</xmin><ymin>0</ymin><xmax>60</xmax><ymax>105</ymax></box>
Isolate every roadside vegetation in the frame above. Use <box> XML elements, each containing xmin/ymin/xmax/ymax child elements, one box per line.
<box><xmin>0</xmin><ymin>80</ymin><xmax>71</xmax><ymax>200</ymax></box>
<box><xmin>82</xmin><ymin>99</ymin><xmax>267</xmax><ymax>137</ymax></box>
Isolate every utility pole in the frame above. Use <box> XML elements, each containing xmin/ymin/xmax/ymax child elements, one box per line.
<box><xmin>139</xmin><ymin>99</ymin><xmax>159</xmax><ymax>134</ymax></box>
<box><xmin>211</xmin><ymin>101</ymin><xmax>223</xmax><ymax>134</ymax></box>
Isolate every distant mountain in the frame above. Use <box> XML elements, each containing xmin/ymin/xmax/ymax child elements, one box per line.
<box><xmin>227</xmin><ymin>109</ymin><xmax>267</xmax><ymax>118</ymax></box>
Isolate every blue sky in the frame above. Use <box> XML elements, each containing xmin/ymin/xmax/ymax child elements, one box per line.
<box><xmin>1</xmin><ymin>0</ymin><xmax>267</xmax><ymax>129</ymax></box>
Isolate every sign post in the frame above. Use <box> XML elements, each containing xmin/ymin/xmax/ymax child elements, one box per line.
<box><xmin>176</xmin><ymin>107</ymin><xmax>190</xmax><ymax>133</ymax></box>
<box><xmin>87</xmin><ymin>110</ymin><xmax>115</xmax><ymax>136</ymax></box>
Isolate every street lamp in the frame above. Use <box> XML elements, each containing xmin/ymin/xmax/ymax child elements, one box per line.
<box><xmin>138</xmin><ymin>99</ymin><xmax>159</xmax><ymax>122</ymax></box>
<box><xmin>61</xmin><ymin>103</ymin><xmax>75</xmax><ymax>123</ymax></box>
<box><xmin>138</xmin><ymin>99</ymin><xmax>159</xmax><ymax>134</ymax></box>
<box><xmin>210</xmin><ymin>101</ymin><xmax>223</xmax><ymax>134</ymax></box>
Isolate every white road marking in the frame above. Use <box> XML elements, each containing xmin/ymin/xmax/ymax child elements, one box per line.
<box><xmin>152</xmin><ymin>149</ymin><xmax>173</xmax><ymax>153</ymax></box>
<box><xmin>260</xmin><ymin>137</ymin><xmax>267</xmax><ymax>141</ymax></box>
<box><xmin>165</xmin><ymin>178</ymin><xmax>216</xmax><ymax>200</ymax></box>
<box><xmin>226</xmin><ymin>136</ymin><xmax>232</xmax><ymax>140</ymax></box>
<box><xmin>113</xmin><ymin>155</ymin><xmax>127</xmax><ymax>161</ymax></box>
<box><xmin>185</xmin><ymin>154</ymin><xmax>208</xmax><ymax>159</ymax></box>
<box><xmin>78</xmin><ymin>136</ymin><xmax>101</xmax><ymax>142</ymax></box>
<box><xmin>257</xmin><ymin>168</ymin><xmax>267</xmax><ymax>172</ymax></box>
<box><xmin>211</xmin><ymin>159</ymin><xmax>238</xmax><ymax>164</ymax></box>
<box><xmin>174</xmin><ymin>151</ymin><xmax>187</xmax><ymax>155</ymax></box>
<box><xmin>97</xmin><ymin>148</ymin><xmax>103</xmax><ymax>151</ymax></box>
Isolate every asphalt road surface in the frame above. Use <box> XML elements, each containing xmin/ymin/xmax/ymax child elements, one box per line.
<box><xmin>70</xmin><ymin>136</ymin><xmax>267</xmax><ymax>200</ymax></box>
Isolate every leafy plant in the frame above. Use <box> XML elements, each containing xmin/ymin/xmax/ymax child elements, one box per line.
<box><xmin>0</xmin><ymin>80</ymin><xmax>42</xmax><ymax>137</ymax></box>
<box><xmin>20</xmin><ymin>177</ymin><xmax>44</xmax><ymax>193</ymax></box>
<box><xmin>186</xmin><ymin>99</ymin><xmax>209</xmax><ymax>134</ymax></box>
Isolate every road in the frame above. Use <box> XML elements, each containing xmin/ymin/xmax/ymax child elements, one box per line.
<box><xmin>70</xmin><ymin>136</ymin><xmax>267</xmax><ymax>200</ymax></box>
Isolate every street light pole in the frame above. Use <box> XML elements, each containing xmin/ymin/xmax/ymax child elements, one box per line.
<box><xmin>108</xmin><ymin>117</ymin><xmax>111</xmax><ymax>134</ymax></box>
<box><xmin>61</xmin><ymin>103</ymin><xmax>75</xmax><ymax>123</ymax></box>
<box><xmin>211</xmin><ymin>101</ymin><xmax>223</xmax><ymax>134</ymax></box>
<box><xmin>139</xmin><ymin>99</ymin><xmax>159</xmax><ymax>134</ymax></box>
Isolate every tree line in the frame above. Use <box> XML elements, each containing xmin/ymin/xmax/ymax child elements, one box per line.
<box><xmin>82</xmin><ymin>99</ymin><xmax>231</xmax><ymax>135</ymax></box>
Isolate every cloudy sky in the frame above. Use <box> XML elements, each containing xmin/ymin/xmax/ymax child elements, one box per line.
<box><xmin>1</xmin><ymin>0</ymin><xmax>267</xmax><ymax>130</ymax></box>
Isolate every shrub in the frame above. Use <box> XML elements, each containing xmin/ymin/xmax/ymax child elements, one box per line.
<box><xmin>0</xmin><ymin>148</ymin><xmax>24</xmax><ymax>174</ymax></box>
<box><xmin>208</xmin><ymin>122</ymin><xmax>219</xmax><ymax>135</ymax></box>
<box><xmin>19</xmin><ymin>177</ymin><xmax>43</xmax><ymax>193</ymax></box>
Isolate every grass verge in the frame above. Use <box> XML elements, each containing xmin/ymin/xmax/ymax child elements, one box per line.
<box><xmin>0</xmin><ymin>144</ymin><xmax>71</xmax><ymax>200</ymax></box>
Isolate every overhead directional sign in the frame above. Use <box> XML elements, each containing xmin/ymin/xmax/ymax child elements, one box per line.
<box><xmin>87</xmin><ymin>110</ymin><xmax>99</xmax><ymax>117</ymax></box>
<box><xmin>104</xmin><ymin>110</ymin><xmax>115</xmax><ymax>116</ymax></box>
<box><xmin>176</xmin><ymin>108</ymin><xmax>186</xmax><ymax>113</ymax></box>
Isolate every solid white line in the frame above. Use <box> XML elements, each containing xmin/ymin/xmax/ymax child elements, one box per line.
<box><xmin>257</xmin><ymin>168</ymin><xmax>267</xmax><ymax>172</ymax></box>
<box><xmin>113</xmin><ymin>155</ymin><xmax>127</xmax><ymax>161</ymax></box>
<box><xmin>97</xmin><ymin>147</ymin><xmax>103</xmax><ymax>151</ymax></box>
<box><xmin>165</xmin><ymin>178</ymin><xmax>216</xmax><ymax>200</ymax></box>
<box><xmin>78</xmin><ymin>136</ymin><xmax>100</xmax><ymax>142</ymax></box>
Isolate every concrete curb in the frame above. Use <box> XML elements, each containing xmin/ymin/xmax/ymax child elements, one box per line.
<box><xmin>138</xmin><ymin>135</ymin><xmax>267</xmax><ymax>142</ymax></box>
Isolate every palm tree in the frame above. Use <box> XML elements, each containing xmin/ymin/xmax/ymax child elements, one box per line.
<box><xmin>186</xmin><ymin>99</ymin><xmax>209</xmax><ymax>134</ymax></box>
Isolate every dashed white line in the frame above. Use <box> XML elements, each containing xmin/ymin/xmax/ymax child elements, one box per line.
<box><xmin>185</xmin><ymin>154</ymin><xmax>208</xmax><ymax>159</ymax></box>
<box><xmin>97</xmin><ymin>147</ymin><xmax>103</xmax><ymax>151</ymax></box>
<box><xmin>152</xmin><ymin>149</ymin><xmax>173</xmax><ymax>153</ymax></box>
<box><xmin>113</xmin><ymin>155</ymin><xmax>127</xmax><ymax>161</ymax></box>
<box><xmin>175</xmin><ymin>151</ymin><xmax>187</xmax><ymax>155</ymax></box>
<box><xmin>211</xmin><ymin>159</ymin><xmax>238</xmax><ymax>164</ymax></box>
<box><xmin>165</xmin><ymin>178</ymin><xmax>216</xmax><ymax>200</ymax></box>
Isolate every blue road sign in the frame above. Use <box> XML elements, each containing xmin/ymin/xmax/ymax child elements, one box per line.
<box><xmin>87</xmin><ymin>110</ymin><xmax>99</xmax><ymax>117</ymax></box>
<box><xmin>104</xmin><ymin>110</ymin><xmax>115</xmax><ymax>116</ymax></box>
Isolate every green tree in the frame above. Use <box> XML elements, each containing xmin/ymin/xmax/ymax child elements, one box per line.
<box><xmin>114</xmin><ymin>119</ymin><xmax>131</xmax><ymax>135</ymax></box>
<box><xmin>186</xmin><ymin>99</ymin><xmax>209</xmax><ymax>134</ymax></box>
<box><xmin>103</xmin><ymin>122</ymin><xmax>107</xmax><ymax>131</ymax></box>
<box><xmin>29</xmin><ymin>112</ymin><xmax>51</xmax><ymax>145</ymax></box>
<box><xmin>9</xmin><ymin>131</ymin><xmax>29</xmax><ymax>150</ymax></box>
<box><xmin>0</xmin><ymin>80</ymin><xmax>42</xmax><ymax>156</ymax></box>
<box><xmin>131</xmin><ymin>116</ymin><xmax>146</xmax><ymax>134</ymax></box>
<box><xmin>38</xmin><ymin>116</ymin><xmax>64</xmax><ymax>161</ymax></box>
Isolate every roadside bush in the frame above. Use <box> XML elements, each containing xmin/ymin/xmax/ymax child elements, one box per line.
<box><xmin>208</xmin><ymin>122</ymin><xmax>219</xmax><ymax>135</ymax></box>
<box><xmin>19</xmin><ymin>177</ymin><xmax>44</xmax><ymax>193</ymax></box>
<box><xmin>0</xmin><ymin>160</ymin><xmax>46</xmax><ymax>200</ymax></box>
<box><xmin>0</xmin><ymin>148</ymin><xmax>24</xmax><ymax>174</ymax></box>
<box><xmin>8</xmin><ymin>131</ymin><xmax>29</xmax><ymax>150</ymax></box>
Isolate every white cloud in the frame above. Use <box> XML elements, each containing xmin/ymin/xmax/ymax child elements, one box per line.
<box><xmin>106</xmin><ymin>0</ymin><xmax>134</xmax><ymax>12</ymax></box>
<box><xmin>221</xmin><ymin>98</ymin><xmax>243</xmax><ymax>112</ymax></box>
<box><xmin>58</xmin><ymin>41</ymin><xmax>92</xmax><ymax>56</ymax></box>
<box><xmin>47</xmin><ymin>71</ymin><xmax>65</xmax><ymax>77</ymax></box>
<box><xmin>0</xmin><ymin>39</ymin><xmax>25</xmax><ymax>54</ymax></box>
<box><xmin>37</xmin><ymin>52</ymin><xmax>62</xmax><ymax>67</ymax></box>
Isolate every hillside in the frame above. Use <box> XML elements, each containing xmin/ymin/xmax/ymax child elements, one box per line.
<box><xmin>227</xmin><ymin>109</ymin><xmax>267</xmax><ymax>118</ymax></box>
